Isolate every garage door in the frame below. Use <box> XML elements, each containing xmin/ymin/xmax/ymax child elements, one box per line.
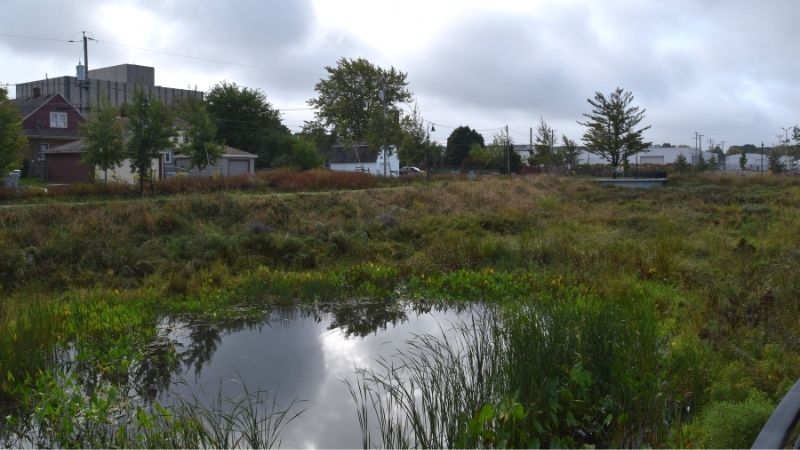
<box><xmin>46</xmin><ymin>153</ymin><xmax>91</xmax><ymax>183</ymax></box>
<box><xmin>228</xmin><ymin>159</ymin><xmax>251</xmax><ymax>176</ymax></box>
<box><xmin>640</xmin><ymin>155</ymin><xmax>664</xmax><ymax>165</ymax></box>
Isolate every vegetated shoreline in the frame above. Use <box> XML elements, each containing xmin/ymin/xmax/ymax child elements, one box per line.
<box><xmin>1</xmin><ymin>173</ymin><xmax>800</xmax><ymax>448</ymax></box>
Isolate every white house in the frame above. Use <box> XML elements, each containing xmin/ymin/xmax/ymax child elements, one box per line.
<box><xmin>328</xmin><ymin>143</ymin><xmax>400</xmax><ymax>177</ymax></box>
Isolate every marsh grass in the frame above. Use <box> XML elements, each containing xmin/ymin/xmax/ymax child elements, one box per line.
<box><xmin>350</xmin><ymin>289</ymin><xmax>666</xmax><ymax>448</ymax></box>
<box><xmin>1</xmin><ymin>370</ymin><xmax>304</xmax><ymax>449</ymax></box>
<box><xmin>3</xmin><ymin>173</ymin><xmax>800</xmax><ymax>447</ymax></box>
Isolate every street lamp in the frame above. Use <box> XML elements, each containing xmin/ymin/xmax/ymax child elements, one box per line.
<box><xmin>781</xmin><ymin>126</ymin><xmax>791</xmax><ymax>166</ymax></box>
<box><xmin>378</xmin><ymin>87</ymin><xmax>387</xmax><ymax>177</ymax></box>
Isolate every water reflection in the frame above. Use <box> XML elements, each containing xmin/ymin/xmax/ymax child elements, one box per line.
<box><xmin>46</xmin><ymin>300</ymin><xmax>476</xmax><ymax>448</ymax></box>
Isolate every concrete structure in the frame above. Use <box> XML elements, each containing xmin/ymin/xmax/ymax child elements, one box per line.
<box><xmin>328</xmin><ymin>143</ymin><xmax>400</xmax><ymax>177</ymax></box>
<box><xmin>16</xmin><ymin>64</ymin><xmax>202</xmax><ymax>115</ymax></box>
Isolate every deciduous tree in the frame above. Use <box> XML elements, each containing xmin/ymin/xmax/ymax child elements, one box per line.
<box><xmin>176</xmin><ymin>97</ymin><xmax>223</xmax><ymax>178</ymax></box>
<box><xmin>80</xmin><ymin>103</ymin><xmax>125</xmax><ymax>183</ymax></box>
<box><xmin>206</xmin><ymin>81</ymin><xmax>289</xmax><ymax>168</ymax></box>
<box><xmin>445</xmin><ymin>126</ymin><xmax>484</xmax><ymax>167</ymax></box>
<box><xmin>127</xmin><ymin>90</ymin><xmax>174</xmax><ymax>194</ymax></box>
<box><xmin>0</xmin><ymin>87</ymin><xmax>27</xmax><ymax>174</ymax></box>
<box><xmin>308</xmin><ymin>57</ymin><xmax>411</xmax><ymax>150</ymax></box>
<box><xmin>578</xmin><ymin>88</ymin><xmax>651</xmax><ymax>177</ymax></box>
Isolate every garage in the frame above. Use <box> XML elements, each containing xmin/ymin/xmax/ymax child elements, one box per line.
<box><xmin>228</xmin><ymin>159</ymin><xmax>251</xmax><ymax>176</ymax></box>
<box><xmin>640</xmin><ymin>155</ymin><xmax>664</xmax><ymax>165</ymax></box>
<box><xmin>45</xmin><ymin>151</ymin><xmax>91</xmax><ymax>183</ymax></box>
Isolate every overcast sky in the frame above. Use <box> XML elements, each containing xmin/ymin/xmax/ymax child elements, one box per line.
<box><xmin>1</xmin><ymin>0</ymin><xmax>798</xmax><ymax>148</ymax></box>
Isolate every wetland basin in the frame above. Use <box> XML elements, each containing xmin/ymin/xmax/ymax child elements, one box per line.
<box><xmin>113</xmin><ymin>301</ymin><xmax>479</xmax><ymax>448</ymax></box>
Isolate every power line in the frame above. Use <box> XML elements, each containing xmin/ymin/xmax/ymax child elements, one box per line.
<box><xmin>0</xmin><ymin>32</ymin><xmax>72</xmax><ymax>43</ymax></box>
<box><xmin>95</xmin><ymin>38</ymin><xmax>324</xmax><ymax>77</ymax></box>
<box><xmin>0</xmin><ymin>31</ymin><xmax>325</xmax><ymax>78</ymax></box>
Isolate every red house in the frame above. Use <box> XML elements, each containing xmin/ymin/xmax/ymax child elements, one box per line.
<box><xmin>12</xmin><ymin>88</ymin><xmax>85</xmax><ymax>181</ymax></box>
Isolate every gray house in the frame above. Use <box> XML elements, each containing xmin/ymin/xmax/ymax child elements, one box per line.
<box><xmin>169</xmin><ymin>146</ymin><xmax>257</xmax><ymax>177</ymax></box>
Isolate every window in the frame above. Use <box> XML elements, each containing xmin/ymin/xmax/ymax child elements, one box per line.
<box><xmin>50</xmin><ymin>112</ymin><xmax>67</xmax><ymax>128</ymax></box>
<box><xmin>164</xmin><ymin>150</ymin><xmax>173</xmax><ymax>164</ymax></box>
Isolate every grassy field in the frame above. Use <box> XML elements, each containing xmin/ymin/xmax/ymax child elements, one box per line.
<box><xmin>1</xmin><ymin>173</ymin><xmax>799</xmax><ymax>447</ymax></box>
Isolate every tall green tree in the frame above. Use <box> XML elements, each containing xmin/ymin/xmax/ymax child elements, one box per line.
<box><xmin>205</xmin><ymin>81</ymin><xmax>289</xmax><ymax>168</ymax></box>
<box><xmin>397</xmin><ymin>104</ymin><xmax>439</xmax><ymax>168</ymax></box>
<box><xmin>0</xmin><ymin>87</ymin><xmax>27</xmax><ymax>174</ymax></box>
<box><xmin>127</xmin><ymin>90</ymin><xmax>174</xmax><ymax>194</ymax></box>
<box><xmin>578</xmin><ymin>87</ymin><xmax>651</xmax><ymax>177</ymax></box>
<box><xmin>489</xmin><ymin>131</ymin><xmax>521</xmax><ymax>173</ymax></box>
<box><xmin>739</xmin><ymin>152</ymin><xmax>748</xmax><ymax>171</ymax></box>
<box><xmin>674</xmin><ymin>154</ymin><xmax>690</xmax><ymax>173</ymax></box>
<box><xmin>445</xmin><ymin>126</ymin><xmax>485</xmax><ymax>167</ymax></box>
<box><xmin>768</xmin><ymin>150</ymin><xmax>785</xmax><ymax>173</ymax></box>
<box><xmin>80</xmin><ymin>103</ymin><xmax>125</xmax><ymax>183</ymax></box>
<box><xmin>308</xmin><ymin>57</ymin><xmax>411</xmax><ymax>150</ymax></box>
<box><xmin>531</xmin><ymin>117</ymin><xmax>560</xmax><ymax>167</ymax></box>
<box><xmin>559</xmin><ymin>135</ymin><xmax>581</xmax><ymax>171</ymax></box>
<box><xmin>270</xmin><ymin>135</ymin><xmax>324</xmax><ymax>171</ymax></box>
<box><xmin>176</xmin><ymin>97</ymin><xmax>223</xmax><ymax>178</ymax></box>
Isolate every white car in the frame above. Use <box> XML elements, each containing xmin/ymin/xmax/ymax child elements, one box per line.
<box><xmin>399</xmin><ymin>166</ymin><xmax>423</xmax><ymax>176</ymax></box>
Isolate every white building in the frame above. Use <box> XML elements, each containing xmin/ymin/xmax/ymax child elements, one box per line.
<box><xmin>328</xmin><ymin>144</ymin><xmax>400</xmax><ymax>177</ymax></box>
<box><xmin>578</xmin><ymin>146</ymin><xmax>714</xmax><ymax>166</ymax></box>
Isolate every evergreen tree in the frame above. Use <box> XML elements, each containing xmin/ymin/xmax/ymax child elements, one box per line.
<box><xmin>578</xmin><ymin>87</ymin><xmax>651</xmax><ymax>177</ymax></box>
<box><xmin>559</xmin><ymin>135</ymin><xmax>581</xmax><ymax>171</ymax></box>
<box><xmin>673</xmin><ymin>154</ymin><xmax>690</xmax><ymax>173</ymax></box>
<box><xmin>739</xmin><ymin>152</ymin><xmax>748</xmax><ymax>171</ymax></box>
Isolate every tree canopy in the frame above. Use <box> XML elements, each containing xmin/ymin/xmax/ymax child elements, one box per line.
<box><xmin>80</xmin><ymin>102</ymin><xmax>125</xmax><ymax>182</ymax></box>
<box><xmin>578</xmin><ymin>87</ymin><xmax>650</xmax><ymax>176</ymax></box>
<box><xmin>308</xmin><ymin>57</ymin><xmax>411</xmax><ymax>149</ymax></box>
<box><xmin>176</xmin><ymin>96</ymin><xmax>223</xmax><ymax>177</ymax></box>
<box><xmin>127</xmin><ymin>90</ymin><xmax>174</xmax><ymax>194</ymax></box>
<box><xmin>0</xmin><ymin>87</ymin><xmax>27</xmax><ymax>174</ymax></box>
<box><xmin>445</xmin><ymin>126</ymin><xmax>485</xmax><ymax>167</ymax></box>
<box><xmin>205</xmin><ymin>81</ymin><xmax>290</xmax><ymax>168</ymax></box>
<box><xmin>397</xmin><ymin>104</ymin><xmax>440</xmax><ymax>168</ymax></box>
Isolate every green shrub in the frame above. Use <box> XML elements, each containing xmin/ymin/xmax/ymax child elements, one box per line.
<box><xmin>686</xmin><ymin>390</ymin><xmax>774</xmax><ymax>449</ymax></box>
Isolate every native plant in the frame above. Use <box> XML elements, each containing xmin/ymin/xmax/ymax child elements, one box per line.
<box><xmin>578</xmin><ymin>88</ymin><xmax>651</xmax><ymax>177</ymax></box>
<box><xmin>80</xmin><ymin>102</ymin><xmax>125</xmax><ymax>182</ymax></box>
<box><xmin>0</xmin><ymin>87</ymin><xmax>27</xmax><ymax>174</ymax></box>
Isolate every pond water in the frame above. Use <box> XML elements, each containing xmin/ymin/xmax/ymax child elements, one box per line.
<box><xmin>137</xmin><ymin>301</ymin><xmax>479</xmax><ymax>448</ymax></box>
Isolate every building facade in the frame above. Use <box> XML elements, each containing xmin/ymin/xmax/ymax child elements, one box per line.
<box><xmin>11</xmin><ymin>91</ymin><xmax>85</xmax><ymax>178</ymax></box>
<box><xmin>16</xmin><ymin>63</ymin><xmax>202</xmax><ymax>115</ymax></box>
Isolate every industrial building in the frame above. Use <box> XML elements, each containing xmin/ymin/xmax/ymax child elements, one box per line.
<box><xmin>15</xmin><ymin>63</ymin><xmax>202</xmax><ymax>115</ymax></box>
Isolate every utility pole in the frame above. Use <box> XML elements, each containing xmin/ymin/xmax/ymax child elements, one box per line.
<box><xmin>761</xmin><ymin>141</ymin><xmax>764</xmax><ymax>174</ymax></box>
<box><xmin>82</xmin><ymin>31</ymin><xmax>90</xmax><ymax>115</ymax></box>
<box><xmin>529</xmin><ymin>126</ymin><xmax>533</xmax><ymax>162</ymax></box>
<box><xmin>506</xmin><ymin>125</ymin><xmax>510</xmax><ymax>174</ymax></box>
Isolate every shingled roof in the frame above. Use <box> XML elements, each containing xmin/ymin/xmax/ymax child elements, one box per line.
<box><xmin>11</xmin><ymin>93</ymin><xmax>63</xmax><ymax>119</ymax></box>
<box><xmin>327</xmin><ymin>143</ymin><xmax>380</xmax><ymax>164</ymax></box>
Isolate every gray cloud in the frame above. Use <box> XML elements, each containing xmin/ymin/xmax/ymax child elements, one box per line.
<box><xmin>1</xmin><ymin>0</ymin><xmax>798</xmax><ymax>146</ymax></box>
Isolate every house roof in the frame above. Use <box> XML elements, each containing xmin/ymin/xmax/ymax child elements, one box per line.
<box><xmin>328</xmin><ymin>144</ymin><xmax>380</xmax><ymax>164</ymax></box>
<box><xmin>173</xmin><ymin>145</ymin><xmax>257</xmax><ymax>159</ymax></box>
<box><xmin>11</xmin><ymin>93</ymin><xmax>74</xmax><ymax>120</ymax></box>
<box><xmin>45</xmin><ymin>140</ymin><xmax>86</xmax><ymax>154</ymax></box>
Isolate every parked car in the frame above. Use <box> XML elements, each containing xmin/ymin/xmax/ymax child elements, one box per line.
<box><xmin>400</xmin><ymin>166</ymin><xmax>423</xmax><ymax>176</ymax></box>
